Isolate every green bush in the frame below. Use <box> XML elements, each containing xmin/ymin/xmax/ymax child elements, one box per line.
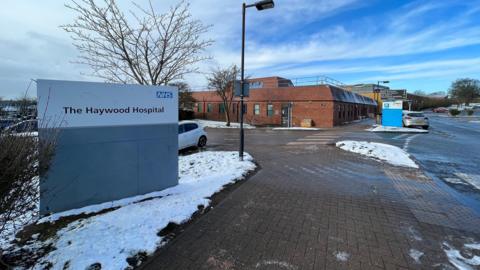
<box><xmin>449</xmin><ymin>108</ymin><xmax>460</xmax><ymax>116</ymax></box>
<box><xmin>467</xmin><ymin>110</ymin><xmax>474</xmax><ymax>116</ymax></box>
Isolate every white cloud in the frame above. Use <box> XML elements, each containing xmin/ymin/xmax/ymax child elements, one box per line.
<box><xmin>0</xmin><ymin>0</ymin><xmax>479</xmax><ymax>97</ymax></box>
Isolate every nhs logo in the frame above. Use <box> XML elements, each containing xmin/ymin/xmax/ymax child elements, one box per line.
<box><xmin>156</xmin><ymin>91</ymin><xmax>173</xmax><ymax>99</ymax></box>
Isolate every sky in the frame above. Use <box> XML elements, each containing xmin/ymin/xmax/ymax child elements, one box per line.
<box><xmin>1</xmin><ymin>0</ymin><xmax>480</xmax><ymax>99</ymax></box>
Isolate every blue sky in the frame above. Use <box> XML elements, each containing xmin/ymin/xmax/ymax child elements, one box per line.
<box><xmin>1</xmin><ymin>0</ymin><xmax>480</xmax><ymax>98</ymax></box>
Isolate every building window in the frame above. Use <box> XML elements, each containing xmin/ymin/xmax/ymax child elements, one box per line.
<box><xmin>254</xmin><ymin>104</ymin><xmax>260</xmax><ymax>115</ymax></box>
<box><xmin>219</xmin><ymin>103</ymin><xmax>225</xmax><ymax>113</ymax></box>
<box><xmin>197</xmin><ymin>103</ymin><xmax>202</xmax><ymax>113</ymax></box>
<box><xmin>267</xmin><ymin>104</ymin><xmax>273</xmax><ymax>116</ymax></box>
<box><xmin>207</xmin><ymin>103</ymin><xmax>212</xmax><ymax>113</ymax></box>
<box><xmin>249</xmin><ymin>81</ymin><xmax>263</xmax><ymax>88</ymax></box>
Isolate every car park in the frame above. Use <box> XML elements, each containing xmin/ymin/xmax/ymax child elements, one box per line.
<box><xmin>402</xmin><ymin>111</ymin><xmax>429</xmax><ymax>129</ymax></box>
<box><xmin>178</xmin><ymin>121</ymin><xmax>207</xmax><ymax>150</ymax></box>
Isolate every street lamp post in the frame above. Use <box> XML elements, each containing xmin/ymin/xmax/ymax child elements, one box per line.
<box><xmin>240</xmin><ymin>0</ymin><xmax>274</xmax><ymax>161</ymax></box>
<box><xmin>374</xmin><ymin>80</ymin><xmax>389</xmax><ymax>124</ymax></box>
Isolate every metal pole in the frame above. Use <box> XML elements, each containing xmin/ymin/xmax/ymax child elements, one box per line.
<box><xmin>239</xmin><ymin>3</ymin><xmax>246</xmax><ymax>161</ymax></box>
<box><xmin>376</xmin><ymin>82</ymin><xmax>380</xmax><ymax>124</ymax></box>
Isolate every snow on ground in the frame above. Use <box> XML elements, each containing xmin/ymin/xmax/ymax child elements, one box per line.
<box><xmin>194</xmin><ymin>119</ymin><xmax>255</xmax><ymax>129</ymax></box>
<box><xmin>409</xmin><ymin>249</ymin><xmax>424</xmax><ymax>264</ymax></box>
<box><xmin>443</xmin><ymin>177</ymin><xmax>469</xmax><ymax>185</ymax></box>
<box><xmin>13</xmin><ymin>131</ymin><xmax>39</xmax><ymax>137</ymax></box>
<box><xmin>367</xmin><ymin>125</ymin><xmax>428</xmax><ymax>133</ymax></box>
<box><xmin>454</xmin><ymin>173</ymin><xmax>480</xmax><ymax>190</ymax></box>
<box><xmin>255</xmin><ymin>260</ymin><xmax>297</xmax><ymax>270</ymax></box>
<box><xmin>336</xmin><ymin>140</ymin><xmax>419</xmax><ymax>168</ymax></box>
<box><xmin>470</xmin><ymin>120</ymin><xmax>480</xmax><ymax>123</ymax></box>
<box><xmin>443</xmin><ymin>241</ymin><xmax>480</xmax><ymax>270</ymax></box>
<box><xmin>272</xmin><ymin>127</ymin><xmax>321</xmax><ymax>131</ymax></box>
<box><xmin>0</xmin><ymin>177</ymin><xmax>40</xmax><ymax>249</ymax></box>
<box><xmin>334</xmin><ymin>251</ymin><xmax>350</xmax><ymax>262</ymax></box>
<box><xmin>4</xmin><ymin>151</ymin><xmax>256</xmax><ymax>270</ymax></box>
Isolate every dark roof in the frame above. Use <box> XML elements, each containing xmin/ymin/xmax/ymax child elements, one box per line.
<box><xmin>329</xmin><ymin>86</ymin><xmax>377</xmax><ymax>105</ymax></box>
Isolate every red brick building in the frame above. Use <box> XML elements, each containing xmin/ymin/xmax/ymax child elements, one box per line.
<box><xmin>191</xmin><ymin>77</ymin><xmax>377</xmax><ymax>128</ymax></box>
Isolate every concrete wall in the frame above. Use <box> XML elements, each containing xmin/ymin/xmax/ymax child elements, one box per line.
<box><xmin>40</xmin><ymin>123</ymin><xmax>178</xmax><ymax>214</ymax></box>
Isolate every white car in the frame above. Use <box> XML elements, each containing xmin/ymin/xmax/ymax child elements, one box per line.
<box><xmin>178</xmin><ymin>121</ymin><xmax>207</xmax><ymax>150</ymax></box>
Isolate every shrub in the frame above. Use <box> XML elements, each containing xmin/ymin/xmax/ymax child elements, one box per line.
<box><xmin>0</xmin><ymin>128</ymin><xmax>56</xmax><ymax>267</ymax></box>
<box><xmin>449</xmin><ymin>109</ymin><xmax>460</xmax><ymax>116</ymax></box>
<box><xmin>467</xmin><ymin>110</ymin><xmax>474</xmax><ymax>116</ymax></box>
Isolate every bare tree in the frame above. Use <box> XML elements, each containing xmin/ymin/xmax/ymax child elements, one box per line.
<box><xmin>413</xmin><ymin>90</ymin><xmax>426</xmax><ymax>96</ymax></box>
<box><xmin>62</xmin><ymin>0</ymin><xmax>213</xmax><ymax>85</ymax></box>
<box><xmin>449</xmin><ymin>78</ymin><xmax>480</xmax><ymax>105</ymax></box>
<box><xmin>14</xmin><ymin>93</ymin><xmax>36</xmax><ymax>119</ymax></box>
<box><xmin>207</xmin><ymin>65</ymin><xmax>239</xmax><ymax>126</ymax></box>
<box><xmin>170</xmin><ymin>81</ymin><xmax>196</xmax><ymax>110</ymax></box>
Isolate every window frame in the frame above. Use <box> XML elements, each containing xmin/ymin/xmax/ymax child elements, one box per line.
<box><xmin>267</xmin><ymin>104</ymin><xmax>273</xmax><ymax>116</ymax></box>
<box><xmin>254</xmin><ymin>104</ymin><xmax>260</xmax><ymax>115</ymax></box>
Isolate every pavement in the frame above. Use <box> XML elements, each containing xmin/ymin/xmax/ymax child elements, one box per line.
<box><xmin>142</xmin><ymin>117</ymin><xmax>480</xmax><ymax>270</ymax></box>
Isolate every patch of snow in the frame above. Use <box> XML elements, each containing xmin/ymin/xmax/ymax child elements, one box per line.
<box><xmin>10</xmin><ymin>151</ymin><xmax>256</xmax><ymax>270</ymax></box>
<box><xmin>465</xmin><ymin>243</ymin><xmax>480</xmax><ymax>249</ymax></box>
<box><xmin>443</xmin><ymin>242</ymin><xmax>480</xmax><ymax>270</ymax></box>
<box><xmin>336</xmin><ymin>140</ymin><xmax>418</xmax><ymax>168</ymax></box>
<box><xmin>255</xmin><ymin>260</ymin><xmax>297</xmax><ymax>269</ymax></box>
<box><xmin>334</xmin><ymin>251</ymin><xmax>350</xmax><ymax>262</ymax></box>
<box><xmin>409</xmin><ymin>249</ymin><xmax>424</xmax><ymax>264</ymax></box>
<box><xmin>443</xmin><ymin>177</ymin><xmax>468</xmax><ymax>185</ymax></box>
<box><xmin>13</xmin><ymin>131</ymin><xmax>38</xmax><ymax>137</ymax></box>
<box><xmin>272</xmin><ymin>127</ymin><xmax>321</xmax><ymax>131</ymax></box>
<box><xmin>454</xmin><ymin>173</ymin><xmax>480</xmax><ymax>190</ymax></box>
<box><xmin>407</xmin><ymin>226</ymin><xmax>423</xmax><ymax>241</ymax></box>
<box><xmin>194</xmin><ymin>119</ymin><xmax>255</xmax><ymax>129</ymax></box>
<box><xmin>469</xmin><ymin>120</ymin><xmax>480</xmax><ymax>123</ymax></box>
<box><xmin>0</xmin><ymin>177</ymin><xmax>40</xmax><ymax>249</ymax></box>
<box><xmin>367</xmin><ymin>125</ymin><xmax>428</xmax><ymax>133</ymax></box>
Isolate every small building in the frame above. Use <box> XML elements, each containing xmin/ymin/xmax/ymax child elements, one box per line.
<box><xmin>191</xmin><ymin>77</ymin><xmax>377</xmax><ymax>128</ymax></box>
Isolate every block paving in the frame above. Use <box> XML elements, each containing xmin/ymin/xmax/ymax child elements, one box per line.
<box><xmin>142</xmin><ymin>128</ymin><xmax>480</xmax><ymax>270</ymax></box>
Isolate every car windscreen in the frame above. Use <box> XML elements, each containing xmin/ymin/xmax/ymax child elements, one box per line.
<box><xmin>407</xmin><ymin>113</ymin><xmax>424</xmax><ymax>117</ymax></box>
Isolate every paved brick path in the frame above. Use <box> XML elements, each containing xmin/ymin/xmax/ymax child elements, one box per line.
<box><xmin>141</xmin><ymin>128</ymin><xmax>480</xmax><ymax>270</ymax></box>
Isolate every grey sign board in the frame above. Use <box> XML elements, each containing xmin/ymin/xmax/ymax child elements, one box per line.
<box><xmin>383</xmin><ymin>89</ymin><xmax>407</xmax><ymax>100</ymax></box>
<box><xmin>37</xmin><ymin>80</ymin><xmax>178</xmax><ymax>214</ymax></box>
<box><xmin>234</xmin><ymin>80</ymin><xmax>250</xmax><ymax>97</ymax></box>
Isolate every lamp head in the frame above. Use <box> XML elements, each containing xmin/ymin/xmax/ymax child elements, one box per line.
<box><xmin>255</xmin><ymin>0</ymin><xmax>274</xmax><ymax>10</ymax></box>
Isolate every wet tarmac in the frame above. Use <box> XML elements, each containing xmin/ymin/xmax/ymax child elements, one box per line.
<box><xmin>373</xmin><ymin>113</ymin><xmax>480</xmax><ymax>215</ymax></box>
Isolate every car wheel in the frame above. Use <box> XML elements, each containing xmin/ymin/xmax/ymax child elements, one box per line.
<box><xmin>422</xmin><ymin>126</ymin><xmax>429</xmax><ymax>130</ymax></box>
<box><xmin>198</xmin><ymin>136</ymin><xmax>207</xmax><ymax>147</ymax></box>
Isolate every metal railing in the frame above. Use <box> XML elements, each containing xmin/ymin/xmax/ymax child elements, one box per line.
<box><xmin>190</xmin><ymin>75</ymin><xmax>347</xmax><ymax>91</ymax></box>
<box><xmin>279</xmin><ymin>75</ymin><xmax>346</xmax><ymax>89</ymax></box>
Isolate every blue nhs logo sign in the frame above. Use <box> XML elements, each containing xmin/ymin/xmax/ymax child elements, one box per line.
<box><xmin>156</xmin><ymin>91</ymin><xmax>173</xmax><ymax>99</ymax></box>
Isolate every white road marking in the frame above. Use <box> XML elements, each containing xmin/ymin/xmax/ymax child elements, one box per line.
<box><xmin>403</xmin><ymin>134</ymin><xmax>420</xmax><ymax>151</ymax></box>
<box><xmin>300</xmin><ymin>166</ymin><xmax>317</xmax><ymax>174</ymax></box>
<box><xmin>297</xmin><ymin>138</ymin><xmax>333</xmax><ymax>141</ymax></box>
<box><xmin>393</xmin><ymin>134</ymin><xmax>409</xmax><ymax>140</ymax></box>
<box><xmin>287</xmin><ymin>141</ymin><xmax>331</xmax><ymax>145</ymax></box>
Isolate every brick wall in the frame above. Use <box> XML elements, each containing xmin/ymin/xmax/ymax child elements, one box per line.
<box><xmin>191</xmin><ymin>78</ymin><xmax>376</xmax><ymax>128</ymax></box>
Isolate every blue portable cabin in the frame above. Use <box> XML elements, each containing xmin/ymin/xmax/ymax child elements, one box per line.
<box><xmin>381</xmin><ymin>100</ymin><xmax>403</xmax><ymax>127</ymax></box>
